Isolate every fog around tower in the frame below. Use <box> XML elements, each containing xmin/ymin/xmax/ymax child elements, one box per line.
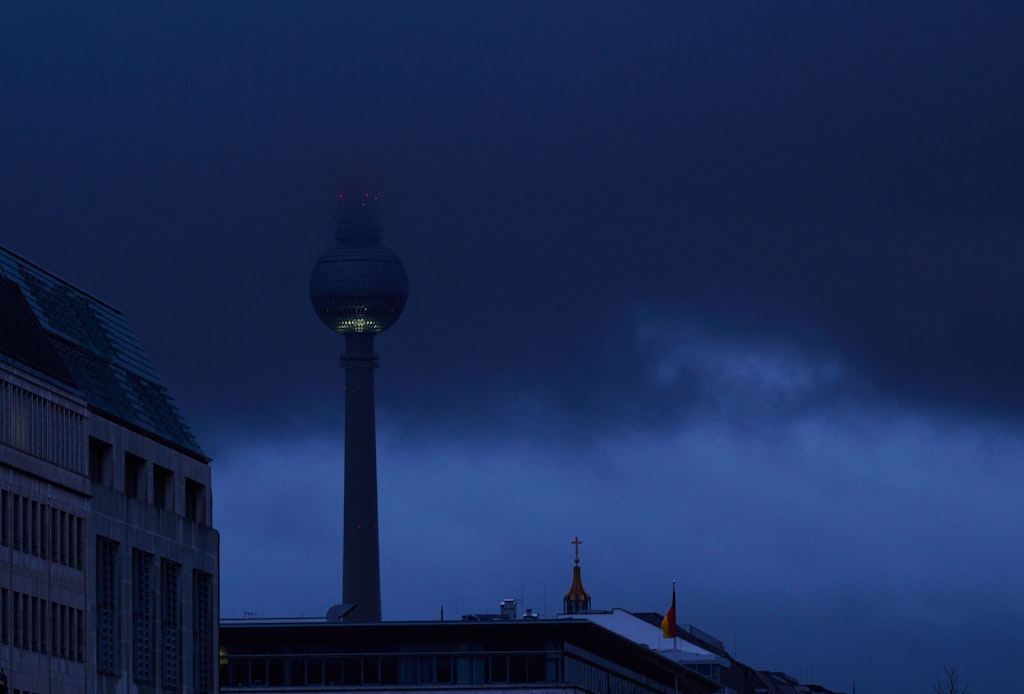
<box><xmin>3</xmin><ymin>3</ymin><xmax>1024</xmax><ymax>692</ymax></box>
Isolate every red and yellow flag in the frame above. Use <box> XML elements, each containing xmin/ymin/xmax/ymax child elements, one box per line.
<box><xmin>660</xmin><ymin>585</ymin><xmax>676</xmax><ymax>638</ymax></box>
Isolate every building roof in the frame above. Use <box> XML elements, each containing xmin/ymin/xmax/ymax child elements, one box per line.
<box><xmin>632</xmin><ymin>611</ymin><xmax>729</xmax><ymax>657</ymax></box>
<box><xmin>0</xmin><ymin>246</ymin><xmax>205</xmax><ymax>459</ymax></box>
<box><xmin>564</xmin><ymin>609</ymin><xmax>726</xmax><ymax>662</ymax></box>
<box><xmin>220</xmin><ymin>617</ymin><xmax>722</xmax><ymax>694</ymax></box>
<box><xmin>749</xmin><ymin>670</ymin><xmax>846</xmax><ymax>694</ymax></box>
<box><xmin>0</xmin><ymin>275</ymin><xmax>74</xmax><ymax>385</ymax></box>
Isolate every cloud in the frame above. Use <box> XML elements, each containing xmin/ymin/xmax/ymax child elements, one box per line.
<box><xmin>213</xmin><ymin>326</ymin><xmax>1024</xmax><ymax>691</ymax></box>
<box><xmin>5</xmin><ymin>3</ymin><xmax>1024</xmax><ymax>691</ymax></box>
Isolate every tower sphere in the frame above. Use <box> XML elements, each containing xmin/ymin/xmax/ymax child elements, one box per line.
<box><xmin>310</xmin><ymin>192</ymin><xmax>408</xmax><ymax>335</ymax></box>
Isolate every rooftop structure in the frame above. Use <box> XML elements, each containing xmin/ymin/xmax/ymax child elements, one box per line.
<box><xmin>219</xmin><ymin>617</ymin><xmax>721</xmax><ymax>694</ymax></box>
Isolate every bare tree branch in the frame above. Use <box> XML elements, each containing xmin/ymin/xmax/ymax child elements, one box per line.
<box><xmin>934</xmin><ymin>663</ymin><xmax>972</xmax><ymax>694</ymax></box>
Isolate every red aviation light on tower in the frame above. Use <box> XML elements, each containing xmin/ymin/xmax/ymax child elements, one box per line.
<box><xmin>333</xmin><ymin>182</ymin><xmax>384</xmax><ymax>241</ymax></box>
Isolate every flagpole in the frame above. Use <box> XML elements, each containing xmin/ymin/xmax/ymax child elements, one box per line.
<box><xmin>667</xmin><ymin>577</ymin><xmax>675</xmax><ymax>655</ymax></box>
<box><xmin>661</xmin><ymin>580</ymin><xmax>677</xmax><ymax>648</ymax></box>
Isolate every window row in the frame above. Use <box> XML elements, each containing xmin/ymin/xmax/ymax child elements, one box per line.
<box><xmin>0</xmin><ymin>491</ymin><xmax>85</xmax><ymax>570</ymax></box>
<box><xmin>222</xmin><ymin>652</ymin><xmax>558</xmax><ymax>689</ymax></box>
<box><xmin>99</xmin><ymin>537</ymin><xmax>213</xmax><ymax>692</ymax></box>
<box><xmin>0</xmin><ymin>589</ymin><xmax>85</xmax><ymax>663</ymax></box>
<box><xmin>193</xmin><ymin>570</ymin><xmax>215</xmax><ymax>694</ymax></box>
<box><xmin>0</xmin><ymin>380</ymin><xmax>85</xmax><ymax>472</ymax></box>
<box><xmin>89</xmin><ymin>439</ymin><xmax>208</xmax><ymax>524</ymax></box>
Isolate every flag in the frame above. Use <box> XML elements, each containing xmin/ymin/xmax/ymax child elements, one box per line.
<box><xmin>660</xmin><ymin>585</ymin><xmax>676</xmax><ymax>638</ymax></box>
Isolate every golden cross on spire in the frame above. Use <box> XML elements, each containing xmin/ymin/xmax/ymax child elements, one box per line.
<box><xmin>571</xmin><ymin>536</ymin><xmax>582</xmax><ymax>564</ymax></box>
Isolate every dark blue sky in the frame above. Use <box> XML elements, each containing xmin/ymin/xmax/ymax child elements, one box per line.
<box><xmin>3</xmin><ymin>3</ymin><xmax>1023</xmax><ymax>692</ymax></box>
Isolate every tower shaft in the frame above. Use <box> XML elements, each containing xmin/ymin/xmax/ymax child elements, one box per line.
<box><xmin>341</xmin><ymin>332</ymin><xmax>382</xmax><ymax>621</ymax></box>
<box><xmin>311</xmin><ymin>185</ymin><xmax>407</xmax><ymax>622</ymax></box>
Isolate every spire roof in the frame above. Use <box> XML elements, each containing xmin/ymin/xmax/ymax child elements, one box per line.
<box><xmin>563</xmin><ymin>536</ymin><xmax>591</xmax><ymax>613</ymax></box>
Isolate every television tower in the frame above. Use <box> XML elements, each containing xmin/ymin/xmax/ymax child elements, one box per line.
<box><xmin>310</xmin><ymin>188</ymin><xmax>408</xmax><ymax>622</ymax></box>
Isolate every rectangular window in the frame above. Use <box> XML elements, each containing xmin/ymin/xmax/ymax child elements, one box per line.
<box><xmin>1</xmin><ymin>490</ymin><xmax>7</xmax><ymax>546</ymax></box>
<box><xmin>60</xmin><ymin>604</ymin><xmax>67</xmax><ymax>659</ymax></box>
<box><xmin>133</xmin><ymin>550</ymin><xmax>154</xmax><ymax>683</ymax></box>
<box><xmin>32</xmin><ymin>500</ymin><xmax>40</xmax><ymax>555</ymax></box>
<box><xmin>76</xmin><ymin>516</ymin><xmax>85</xmax><ymax>569</ymax></box>
<box><xmin>154</xmin><ymin>465</ymin><xmax>173</xmax><ymax>511</ymax></box>
<box><xmin>51</xmin><ymin>602</ymin><xmax>58</xmax><ymax>656</ymax></box>
<box><xmin>12</xmin><ymin>495</ymin><xmax>20</xmax><ymax>550</ymax></box>
<box><xmin>39</xmin><ymin>503</ymin><xmax>47</xmax><ymax>559</ymax></box>
<box><xmin>21</xmin><ymin>495</ymin><xmax>29</xmax><ymax>551</ymax></box>
<box><xmin>30</xmin><ymin>596</ymin><xmax>38</xmax><ymax>651</ymax></box>
<box><xmin>161</xmin><ymin>559</ymin><xmax>181</xmax><ymax>690</ymax></box>
<box><xmin>125</xmin><ymin>453</ymin><xmax>145</xmax><ymax>500</ymax></box>
<box><xmin>20</xmin><ymin>593</ymin><xmax>28</xmax><ymax>652</ymax></box>
<box><xmin>66</xmin><ymin>510</ymin><xmax>74</xmax><ymax>567</ymax></box>
<box><xmin>50</xmin><ymin>508</ymin><xmax>58</xmax><ymax>564</ymax></box>
<box><xmin>68</xmin><ymin>601</ymin><xmax>76</xmax><ymax>663</ymax></box>
<box><xmin>0</xmin><ymin>588</ymin><xmax>7</xmax><ymax>645</ymax></box>
<box><xmin>68</xmin><ymin>604</ymin><xmax>75</xmax><ymax>662</ymax></box>
<box><xmin>77</xmin><ymin>607</ymin><xmax>85</xmax><ymax>663</ymax></box>
<box><xmin>89</xmin><ymin>437</ymin><xmax>111</xmax><ymax>484</ymax></box>
<box><xmin>193</xmin><ymin>571</ymin><xmax>213</xmax><ymax>694</ymax></box>
<box><xmin>59</xmin><ymin>511</ymin><xmax>67</xmax><ymax>564</ymax></box>
<box><xmin>185</xmin><ymin>479</ymin><xmax>204</xmax><ymax>523</ymax></box>
<box><xmin>11</xmin><ymin>591</ymin><xmax>19</xmax><ymax>648</ymax></box>
<box><xmin>96</xmin><ymin>537</ymin><xmax>119</xmax><ymax>673</ymax></box>
<box><xmin>39</xmin><ymin>598</ymin><xmax>47</xmax><ymax>654</ymax></box>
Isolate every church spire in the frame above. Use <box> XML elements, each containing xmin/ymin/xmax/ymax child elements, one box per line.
<box><xmin>563</xmin><ymin>536</ymin><xmax>592</xmax><ymax>614</ymax></box>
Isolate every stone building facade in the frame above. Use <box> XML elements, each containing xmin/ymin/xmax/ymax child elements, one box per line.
<box><xmin>0</xmin><ymin>246</ymin><xmax>218</xmax><ymax>694</ymax></box>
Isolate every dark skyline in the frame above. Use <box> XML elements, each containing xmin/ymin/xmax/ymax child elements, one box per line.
<box><xmin>2</xmin><ymin>3</ymin><xmax>1023</xmax><ymax>692</ymax></box>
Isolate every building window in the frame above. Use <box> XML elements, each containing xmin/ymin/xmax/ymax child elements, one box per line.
<box><xmin>1</xmin><ymin>490</ymin><xmax>7</xmax><ymax>547</ymax></box>
<box><xmin>30</xmin><ymin>596</ymin><xmax>38</xmax><ymax>651</ymax></box>
<box><xmin>125</xmin><ymin>453</ymin><xmax>145</xmax><ymax>500</ymax></box>
<box><xmin>193</xmin><ymin>571</ymin><xmax>214</xmax><ymax>694</ymax></box>
<box><xmin>89</xmin><ymin>437</ymin><xmax>111</xmax><ymax>484</ymax></box>
<box><xmin>50</xmin><ymin>602</ymin><xmax>57</xmax><ymax>656</ymax></box>
<box><xmin>39</xmin><ymin>501</ymin><xmax>47</xmax><ymax>559</ymax></box>
<box><xmin>10</xmin><ymin>497</ymin><xmax>18</xmax><ymax>552</ymax></box>
<box><xmin>20</xmin><ymin>495</ymin><xmax>29</xmax><ymax>551</ymax></box>
<box><xmin>29</xmin><ymin>501</ymin><xmax>38</xmax><ymax>555</ymax></box>
<box><xmin>133</xmin><ymin>550</ymin><xmax>155</xmax><ymax>683</ymax></box>
<box><xmin>58</xmin><ymin>511</ymin><xmax>66</xmax><ymax>564</ymax></box>
<box><xmin>65</xmin><ymin>508</ymin><xmax>74</xmax><ymax>566</ymax></box>
<box><xmin>19</xmin><ymin>593</ymin><xmax>27</xmax><ymax>651</ymax></box>
<box><xmin>76</xmin><ymin>516</ymin><xmax>85</xmax><ymax>569</ymax></box>
<box><xmin>185</xmin><ymin>479</ymin><xmax>205</xmax><ymax>523</ymax></box>
<box><xmin>97</xmin><ymin>536</ymin><xmax>119</xmax><ymax>674</ymax></box>
<box><xmin>161</xmin><ymin>559</ymin><xmax>181</xmax><ymax>690</ymax></box>
<box><xmin>154</xmin><ymin>465</ymin><xmax>173</xmax><ymax>511</ymax></box>
<box><xmin>39</xmin><ymin>597</ymin><xmax>47</xmax><ymax>654</ymax></box>
<box><xmin>66</xmin><ymin>600</ymin><xmax>75</xmax><ymax>661</ymax></box>
<box><xmin>77</xmin><ymin>606</ymin><xmax>86</xmax><ymax>663</ymax></box>
<box><xmin>60</xmin><ymin>604</ymin><xmax>67</xmax><ymax>658</ymax></box>
<box><xmin>50</xmin><ymin>508</ymin><xmax>58</xmax><ymax>563</ymax></box>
